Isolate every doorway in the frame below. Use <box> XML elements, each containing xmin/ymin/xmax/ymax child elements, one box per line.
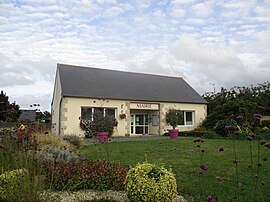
<box><xmin>130</xmin><ymin>114</ymin><xmax>148</xmax><ymax>135</ymax></box>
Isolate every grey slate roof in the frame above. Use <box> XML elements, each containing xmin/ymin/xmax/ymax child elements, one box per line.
<box><xmin>58</xmin><ymin>64</ymin><xmax>207</xmax><ymax>104</ymax></box>
<box><xmin>19</xmin><ymin>110</ymin><xmax>36</xmax><ymax>122</ymax></box>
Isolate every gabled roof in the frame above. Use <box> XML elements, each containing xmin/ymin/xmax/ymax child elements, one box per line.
<box><xmin>57</xmin><ymin>64</ymin><xmax>207</xmax><ymax>104</ymax></box>
<box><xmin>19</xmin><ymin>110</ymin><xmax>36</xmax><ymax>122</ymax></box>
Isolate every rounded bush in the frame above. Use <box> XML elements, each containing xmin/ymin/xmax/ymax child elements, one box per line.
<box><xmin>125</xmin><ymin>162</ymin><xmax>177</xmax><ymax>202</ymax></box>
<box><xmin>0</xmin><ymin>169</ymin><xmax>28</xmax><ymax>200</ymax></box>
<box><xmin>215</xmin><ymin>119</ymin><xmax>238</xmax><ymax>137</ymax></box>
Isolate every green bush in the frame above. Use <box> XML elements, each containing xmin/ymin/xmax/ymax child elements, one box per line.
<box><xmin>215</xmin><ymin>119</ymin><xmax>238</xmax><ymax>137</ymax></box>
<box><xmin>261</xmin><ymin>120</ymin><xmax>270</xmax><ymax>128</ymax></box>
<box><xmin>63</xmin><ymin>134</ymin><xmax>82</xmax><ymax>149</ymax></box>
<box><xmin>42</xmin><ymin>160</ymin><xmax>129</xmax><ymax>191</ymax></box>
<box><xmin>163</xmin><ymin>130</ymin><xmax>220</xmax><ymax>139</ymax></box>
<box><xmin>0</xmin><ymin>169</ymin><xmax>28</xmax><ymax>201</ymax></box>
<box><xmin>125</xmin><ymin>162</ymin><xmax>177</xmax><ymax>202</ymax></box>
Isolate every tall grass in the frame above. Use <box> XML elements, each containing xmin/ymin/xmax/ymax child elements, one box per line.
<box><xmin>0</xmin><ymin>135</ymin><xmax>44</xmax><ymax>201</ymax></box>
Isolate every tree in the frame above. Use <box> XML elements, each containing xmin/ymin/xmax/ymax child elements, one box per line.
<box><xmin>201</xmin><ymin>82</ymin><xmax>270</xmax><ymax>129</ymax></box>
<box><xmin>0</xmin><ymin>91</ymin><xmax>20</xmax><ymax>122</ymax></box>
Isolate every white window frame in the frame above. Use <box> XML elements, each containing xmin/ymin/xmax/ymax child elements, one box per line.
<box><xmin>81</xmin><ymin>107</ymin><xmax>116</xmax><ymax>121</ymax></box>
<box><xmin>178</xmin><ymin>111</ymin><xmax>195</xmax><ymax>126</ymax></box>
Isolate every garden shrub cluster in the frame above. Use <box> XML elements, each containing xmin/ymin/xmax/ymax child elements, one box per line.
<box><xmin>36</xmin><ymin>133</ymin><xmax>78</xmax><ymax>153</ymax></box>
<box><xmin>125</xmin><ymin>162</ymin><xmax>177</xmax><ymax>202</ymax></box>
<box><xmin>62</xmin><ymin>134</ymin><xmax>82</xmax><ymax>149</ymax></box>
<box><xmin>0</xmin><ymin>169</ymin><xmax>28</xmax><ymax>201</ymax></box>
<box><xmin>42</xmin><ymin>160</ymin><xmax>129</xmax><ymax>191</ymax></box>
<box><xmin>215</xmin><ymin>119</ymin><xmax>238</xmax><ymax>137</ymax></box>
<box><xmin>164</xmin><ymin>129</ymin><xmax>220</xmax><ymax>139</ymax></box>
<box><xmin>36</xmin><ymin>146</ymin><xmax>79</xmax><ymax>164</ymax></box>
<box><xmin>261</xmin><ymin>120</ymin><xmax>270</xmax><ymax>128</ymax></box>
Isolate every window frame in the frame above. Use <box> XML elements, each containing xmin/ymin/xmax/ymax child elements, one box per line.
<box><xmin>81</xmin><ymin>107</ymin><xmax>116</xmax><ymax>121</ymax></box>
<box><xmin>178</xmin><ymin>111</ymin><xmax>195</xmax><ymax>126</ymax></box>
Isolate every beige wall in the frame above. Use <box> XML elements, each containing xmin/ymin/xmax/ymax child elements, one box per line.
<box><xmin>57</xmin><ymin>97</ymin><xmax>207</xmax><ymax>137</ymax></box>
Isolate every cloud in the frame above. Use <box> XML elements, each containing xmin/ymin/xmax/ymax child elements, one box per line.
<box><xmin>10</xmin><ymin>94</ymin><xmax>52</xmax><ymax>112</ymax></box>
<box><xmin>169</xmin><ymin>34</ymin><xmax>270</xmax><ymax>90</ymax></box>
<box><xmin>191</xmin><ymin>2</ymin><xmax>213</xmax><ymax>18</ymax></box>
<box><xmin>0</xmin><ymin>0</ymin><xmax>270</xmax><ymax>110</ymax></box>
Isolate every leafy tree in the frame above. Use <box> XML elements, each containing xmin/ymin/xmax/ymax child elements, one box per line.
<box><xmin>202</xmin><ymin>81</ymin><xmax>270</xmax><ymax>129</ymax></box>
<box><xmin>0</xmin><ymin>91</ymin><xmax>20</xmax><ymax>122</ymax></box>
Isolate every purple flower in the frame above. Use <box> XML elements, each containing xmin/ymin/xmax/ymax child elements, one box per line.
<box><xmin>218</xmin><ymin>146</ymin><xmax>224</xmax><ymax>152</ymax></box>
<box><xmin>207</xmin><ymin>195</ymin><xmax>217</xmax><ymax>202</ymax></box>
<box><xmin>199</xmin><ymin>164</ymin><xmax>208</xmax><ymax>171</ymax></box>
<box><xmin>236</xmin><ymin>115</ymin><xmax>243</xmax><ymax>121</ymax></box>
<box><xmin>225</xmin><ymin>125</ymin><xmax>236</xmax><ymax>131</ymax></box>
<box><xmin>254</xmin><ymin>113</ymin><xmax>262</xmax><ymax>120</ymax></box>
<box><xmin>234</xmin><ymin>131</ymin><xmax>240</xmax><ymax>136</ymax></box>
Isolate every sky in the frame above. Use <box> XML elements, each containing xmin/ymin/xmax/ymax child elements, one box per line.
<box><xmin>0</xmin><ymin>0</ymin><xmax>270</xmax><ymax>111</ymax></box>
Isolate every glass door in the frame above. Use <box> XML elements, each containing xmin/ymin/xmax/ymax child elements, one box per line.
<box><xmin>131</xmin><ymin>114</ymin><xmax>148</xmax><ymax>135</ymax></box>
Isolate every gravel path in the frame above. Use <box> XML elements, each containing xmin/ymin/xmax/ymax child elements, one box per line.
<box><xmin>40</xmin><ymin>190</ymin><xmax>187</xmax><ymax>202</ymax></box>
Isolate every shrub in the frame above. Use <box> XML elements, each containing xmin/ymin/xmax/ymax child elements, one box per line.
<box><xmin>0</xmin><ymin>169</ymin><xmax>28</xmax><ymax>201</ymax></box>
<box><xmin>42</xmin><ymin>160</ymin><xmax>129</xmax><ymax>191</ymax></box>
<box><xmin>63</xmin><ymin>134</ymin><xmax>82</xmax><ymax>149</ymax></box>
<box><xmin>215</xmin><ymin>119</ymin><xmax>238</xmax><ymax>137</ymax></box>
<box><xmin>125</xmin><ymin>162</ymin><xmax>177</xmax><ymax>202</ymax></box>
<box><xmin>261</xmin><ymin>120</ymin><xmax>270</xmax><ymax>128</ymax></box>
<box><xmin>163</xmin><ymin>130</ymin><xmax>220</xmax><ymax>139</ymax></box>
<box><xmin>165</xmin><ymin>108</ymin><xmax>183</xmax><ymax>130</ymax></box>
<box><xmin>36</xmin><ymin>133</ymin><xmax>77</xmax><ymax>153</ymax></box>
<box><xmin>36</xmin><ymin>146</ymin><xmax>79</xmax><ymax>164</ymax></box>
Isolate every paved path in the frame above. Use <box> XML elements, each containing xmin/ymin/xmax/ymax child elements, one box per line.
<box><xmin>84</xmin><ymin>135</ymin><xmax>169</xmax><ymax>144</ymax></box>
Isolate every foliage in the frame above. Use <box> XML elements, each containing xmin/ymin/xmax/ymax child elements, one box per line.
<box><xmin>36</xmin><ymin>147</ymin><xmax>79</xmax><ymax>164</ymax></box>
<box><xmin>165</xmin><ymin>108</ymin><xmax>183</xmax><ymax>130</ymax></box>
<box><xmin>42</xmin><ymin>160</ymin><xmax>129</xmax><ymax>191</ymax></box>
<box><xmin>163</xmin><ymin>127</ymin><xmax>220</xmax><ymax>139</ymax></box>
<box><xmin>0</xmin><ymin>169</ymin><xmax>28</xmax><ymax>201</ymax></box>
<box><xmin>36</xmin><ymin>133</ymin><xmax>78</xmax><ymax>153</ymax></box>
<box><xmin>125</xmin><ymin>162</ymin><xmax>177</xmax><ymax>202</ymax></box>
<box><xmin>261</xmin><ymin>120</ymin><xmax>270</xmax><ymax>128</ymax></box>
<box><xmin>0</xmin><ymin>91</ymin><xmax>21</xmax><ymax>122</ymax></box>
<box><xmin>80</xmin><ymin>110</ymin><xmax>118</xmax><ymax>138</ymax></box>
<box><xmin>0</xmin><ymin>132</ymin><xmax>44</xmax><ymax>202</ymax></box>
<box><xmin>215</xmin><ymin>119</ymin><xmax>238</xmax><ymax>137</ymax></box>
<box><xmin>63</xmin><ymin>134</ymin><xmax>82</xmax><ymax>149</ymax></box>
<box><xmin>202</xmin><ymin>82</ymin><xmax>270</xmax><ymax>129</ymax></box>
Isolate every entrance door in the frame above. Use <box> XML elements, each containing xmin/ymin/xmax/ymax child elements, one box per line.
<box><xmin>130</xmin><ymin>114</ymin><xmax>148</xmax><ymax>135</ymax></box>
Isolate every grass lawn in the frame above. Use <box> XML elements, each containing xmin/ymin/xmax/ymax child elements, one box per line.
<box><xmin>80</xmin><ymin>137</ymin><xmax>270</xmax><ymax>202</ymax></box>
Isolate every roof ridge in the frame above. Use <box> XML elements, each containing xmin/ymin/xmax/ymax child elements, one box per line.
<box><xmin>57</xmin><ymin>63</ymin><xmax>183</xmax><ymax>80</ymax></box>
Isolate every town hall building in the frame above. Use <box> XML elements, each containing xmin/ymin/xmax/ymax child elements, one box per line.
<box><xmin>51</xmin><ymin>64</ymin><xmax>207</xmax><ymax>136</ymax></box>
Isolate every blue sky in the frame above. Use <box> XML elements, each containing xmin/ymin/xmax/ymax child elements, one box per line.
<box><xmin>0</xmin><ymin>0</ymin><xmax>270</xmax><ymax>111</ymax></box>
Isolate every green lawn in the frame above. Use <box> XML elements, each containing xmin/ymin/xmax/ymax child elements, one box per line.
<box><xmin>80</xmin><ymin>138</ymin><xmax>270</xmax><ymax>202</ymax></box>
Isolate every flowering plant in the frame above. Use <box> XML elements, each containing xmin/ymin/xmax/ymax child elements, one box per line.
<box><xmin>119</xmin><ymin>113</ymin><xmax>126</xmax><ymax>119</ymax></box>
<box><xmin>80</xmin><ymin>111</ymin><xmax>117</xmax><ymax>138</ymax></box>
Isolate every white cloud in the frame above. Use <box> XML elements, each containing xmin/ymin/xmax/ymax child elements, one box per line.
<box><xmin>0</xmin><ymin>0</ymin><xmax>270</xmax><ymax>110</ymax></box>
<box><xmin>191</xmin><ymin>2</ymin><xmax>213</xmax><ymax>18</ymax></box>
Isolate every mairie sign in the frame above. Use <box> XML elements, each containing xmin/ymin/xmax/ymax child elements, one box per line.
<box><xmin>130</xmin><ymin>103</ymin><xmax>159</xmax><ymax>110</ymax></box>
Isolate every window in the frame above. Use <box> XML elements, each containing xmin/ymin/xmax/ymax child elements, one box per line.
<box><xmin>178</xmin><ymin>111</ymin><xmax>194</xmax><ymax>126</ymax></box>
<box><xmin>81</xmin><ymin>107</ymin><xmax>116</xmax><ymax>120</ymax></box>
<box><xmin>81</xmin><ymin>107</ymin><xmax>93</xmax><ymax>120</ymax></box>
